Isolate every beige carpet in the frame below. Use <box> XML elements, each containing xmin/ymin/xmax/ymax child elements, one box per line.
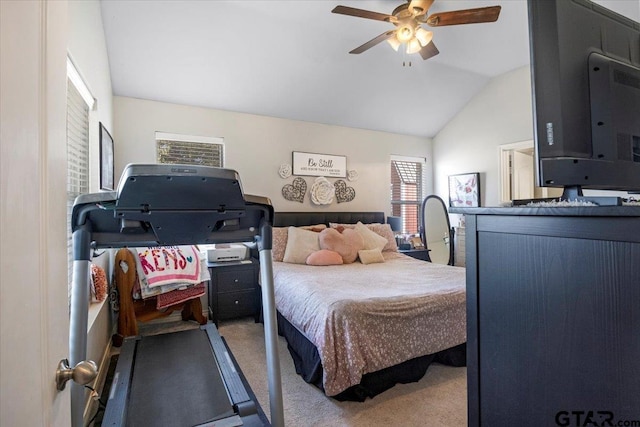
<box><xmin>218</xmin><ymin>318</ymin><xmax>467</xmax><ymax>427</ymax></box>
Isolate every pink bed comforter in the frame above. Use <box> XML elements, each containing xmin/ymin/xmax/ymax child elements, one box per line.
<box><xmin>273</xmin><ymin>252</ymin><xmax>466</xmax><ymax>396</ymax></box>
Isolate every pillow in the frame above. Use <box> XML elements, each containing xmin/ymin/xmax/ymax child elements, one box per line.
<box><xmin>330</xmin><ymin>222</ymin><xmax>398</xmax><ymax>252</ymax></box>
<box><xmin>366</xmin><ymin>223</ymin><xmax>398</xmax><ymax>252</ymax></box>
<box><xmin>90</xmin><ymin>264</ymin><xmax>108</xmax><ymax>302</ymax></box>
<box><xmin>283</xmin><ymin>226</ymin><xmax>321</xmax><ymax>264</ymax></box>
<box><xmin>301</xmin><ymin>224</ymin><xmax>327</xmax><ymax>232</ymax></box>
<box><xmin>306</xmin><ymin>249</ymin><xmax>344</xmax><ymax>266</ymax></box>
<box><xmin>272</xmin><ymin>227</ymin><xmax>289</xmax><ymax>262</ymax></box>
<box><xmin>272</xmin><ymin>224</ymin><xmax>326</xmax><ymax>262</ymax></box>
<box><xmin>318</xmin><ymin>228</ymin><xmax>364</xmax><ymax>264</ymax></box>
<box><xmin>358</xmin><ymin>248</ymin><xmax>385</xmax><ymax>265</ymax></box>
<box><xmin>354</xmin><ymin>222</ymin><xmax>388</xmax><ymax>252</ymax></box>
<box><xmin>329</xmin><ymin>222</ymin><xmax>360</xmax><ymax>230</ymax></box>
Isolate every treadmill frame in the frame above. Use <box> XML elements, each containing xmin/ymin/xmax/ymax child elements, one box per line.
<box><xmin>68</xmin><ymin>164</ymin><xmax>284</xmax><ymax>427</ymax></box>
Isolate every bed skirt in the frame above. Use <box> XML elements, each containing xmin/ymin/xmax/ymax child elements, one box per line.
<box><xmin>276</xmin><ymin>311</ymin><xmax>466</xmax><ymax>402</ymax></box>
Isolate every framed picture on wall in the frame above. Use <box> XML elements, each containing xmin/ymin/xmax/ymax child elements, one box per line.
<box><xmin>99</xmin><ymin>122</ymin><xmax>114</xmax><ymax>191</ymax></box>
<box><xmin>448</xmin><ymin>172</ymin><xmax>480</xmax><ymax>208</ymax></box>
<box><xmin>292</xmin><ymin>151</ymin><xmax>347</xmax><ymax>178</ymax></box>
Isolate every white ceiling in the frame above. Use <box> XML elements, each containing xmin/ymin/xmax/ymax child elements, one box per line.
<box><xmin>100</xmin><ymin>0</ymin><xmax>639</xmax><ymax>138</ymax></box>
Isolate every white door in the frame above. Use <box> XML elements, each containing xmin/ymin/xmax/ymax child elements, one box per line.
<box><xmin>512</xmin><ymin>150</ymin><xmax>535</xmax><ymax>200</ymax></box>
<box><xmin>1</xmin><ymin>1</ymin><xmax>71</xmax><ymax>425</ymax></box>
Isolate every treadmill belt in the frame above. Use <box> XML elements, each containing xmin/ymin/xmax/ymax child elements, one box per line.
<box><xmin>127</xmin><ymin>329</ymin><xmax>235</xmax><ymax>426</ymax></box>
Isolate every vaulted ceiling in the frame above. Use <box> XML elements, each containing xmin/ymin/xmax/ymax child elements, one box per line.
<box><xmin>100</xmin><ymin>0</ymin><xmax>639</xmax><ymax>138</ymax></box>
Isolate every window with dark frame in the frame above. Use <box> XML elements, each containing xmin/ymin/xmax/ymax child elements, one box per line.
<box><xmin>390</xmin><ymin>159</ymin><xmax>424</xmax><ymax>235</ymax></box>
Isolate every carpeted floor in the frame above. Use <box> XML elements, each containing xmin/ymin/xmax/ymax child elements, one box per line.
<box><xmin>218</xmin><ymin>318</ymin><xmax>467</xmax><ymax>427</ymax></box>
<box><xmin>100</xmin><ymin>317</ymin><xmax>467</xmax><ymax>426</ymax></box>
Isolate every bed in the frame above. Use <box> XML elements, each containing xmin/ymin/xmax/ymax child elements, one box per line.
<box><xmin>271</xmin><ymin>211</ymin><xmax>467</xmax><ymax>401</ymax></box>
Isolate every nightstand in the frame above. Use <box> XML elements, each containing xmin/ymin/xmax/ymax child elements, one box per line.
<box><xmin>399</xmin><ymin>248</ymin><xmax>431</xmax><ymax>261</ymax></box>
<box><xmin>207</xmin><ymin>259</ymin><xmax>259</xmax><ymax>326</ymax></box>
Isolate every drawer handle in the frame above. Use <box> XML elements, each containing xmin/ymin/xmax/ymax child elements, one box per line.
<box><xmin>234</xmin><ymin>279</ymin><xmax>239</xmax><ymax>283</ymax></box>
<box><xmin>234</xmin><ymin>300</ymin><xmax>239</xmax><ymax>305</ymax></box>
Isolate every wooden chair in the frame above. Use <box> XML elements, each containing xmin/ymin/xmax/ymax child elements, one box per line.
<box><xmin>112</xmin><ymin>248</ymin><xmax>207</xmax><ymax>346</ymax></box>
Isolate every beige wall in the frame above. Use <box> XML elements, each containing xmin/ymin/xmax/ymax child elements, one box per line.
<box><xmin>433</xmin><ymin>66</ymin><xmax>534</xmax><ymax>208</ymax></box>
<box><xmin>433</xmin><ymin>65</ymin><xmax>629</xmax><ymax>211</ymax></box>
<box><xmin>113</xmin><ymin>96</ymin><xmax>433</xmax><ymax>214</ymax></box>
<box><xmin>67</xmin><ymin>0</ymin><xmax>114</xmax><ymax>415</ymax></box>
<box><xmin>68</xmin><ymin>0</ymin><xmax>114</xmax><ymax>194</ymax></box>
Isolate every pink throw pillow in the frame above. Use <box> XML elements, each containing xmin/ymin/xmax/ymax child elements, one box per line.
<box><xmin>306</xmin><ymin>249</ymin><xmax>344</xmax><ymax>266</ymax></box>
<box><xmin>318</xmin><ymin>228</ymin><xmax>364</xmax><ymax>264</ymax></box>
<box><xmin>330</xmin><ymin>222</ymin><xmax>398</xmax><ymax>252</ymax></box>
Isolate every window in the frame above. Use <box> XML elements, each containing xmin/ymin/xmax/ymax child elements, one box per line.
<box><xmin>155</xmin><ymin>132</ymin><xmax>224</xmax><ymax>167</ymax></box>
<box><xmin>390</xmin><ymin>156</ymin><xmax>426</xmax><ymax>234</ymax></box>
<box><xmin>66</xmin><ymin>58</ymin><xmax>93</xmax><ymax>300</ymax></box>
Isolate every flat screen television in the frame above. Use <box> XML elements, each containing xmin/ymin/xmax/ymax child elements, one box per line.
<box><xmin>527</xmin><ymin>0</ymin><xmax>640</xmax><ymax>205</ymax></box>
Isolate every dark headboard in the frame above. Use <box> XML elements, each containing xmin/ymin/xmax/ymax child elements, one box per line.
<box><xmin>273</xmin><ymin>212</ymin><xmax>385</xmax><ymax>227</ymax></box>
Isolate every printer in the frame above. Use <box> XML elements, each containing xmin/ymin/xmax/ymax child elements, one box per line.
<box><xmin>207</xmin><ymin>243</ymin><xmax>249</xmax><ymax>263</ymax></box>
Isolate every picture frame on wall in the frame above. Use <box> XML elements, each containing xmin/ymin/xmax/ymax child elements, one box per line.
<box><xmin>99</xmin><ymin>122</ymin><xmax>114</xmax><ymax>191</ymax></box>
<box><xmin>448</xmin><ymin>172</ymin><xmax>480</xmax><ymax>208</ymax></box>
<box><xmin>292</xmin><ymin>151</ymin><xmax>347</xmax><ymax>178</ymax></box>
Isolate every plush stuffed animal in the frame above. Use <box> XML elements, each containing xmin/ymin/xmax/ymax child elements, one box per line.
<box><xmin>317</xmin><ymin>227</ymin><xmax>364</xmax><ymax>264</ymax></box>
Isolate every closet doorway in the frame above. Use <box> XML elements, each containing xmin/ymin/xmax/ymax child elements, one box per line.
<box><xmin>499</xmin><ymin>140</ymin><xmax>562</xmax><ymax>204</ymax></box>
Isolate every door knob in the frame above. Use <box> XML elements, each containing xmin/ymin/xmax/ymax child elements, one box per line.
<box><xmin>56</xmin><ymin>359</ymin><xmax>98</xmax><ymax>391</ymax></box>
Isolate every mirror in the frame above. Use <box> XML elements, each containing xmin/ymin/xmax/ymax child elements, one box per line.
<box><xmin>420</xmin><ymin>195</ymin><xmax>454</xmax><ymax>265</ymax></box>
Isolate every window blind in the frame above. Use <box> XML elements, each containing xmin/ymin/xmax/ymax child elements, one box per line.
<box><xmin>156</xmin><ymin>139</ymin><xmax>224</xmax><ymax>167</ymax></box>
<box><xmin>66</xmin><ymin>79</ymin><xmax>90</xmax><ymax>299</ymax></box>
<box><xmin>390</xmin><ymin>158</ymin><xmax>425</xmax><ymax>234</ymax></box>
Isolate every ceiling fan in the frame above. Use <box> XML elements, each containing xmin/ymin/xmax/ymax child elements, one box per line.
<box><xmin>331</xmin><ymin>0</ymin><xmax>501</xmax><ymax>60</ymax></box>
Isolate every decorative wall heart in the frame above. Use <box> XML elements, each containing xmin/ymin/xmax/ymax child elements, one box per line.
<box><xmin>282</xmin><ymin>177</ymin><xmax>307</xmax><ymax>203</ymax></box>
<box><xmin>334</xmin><ymin>180</ymin><xmax>356</xmax><ymax>203</ymax></box>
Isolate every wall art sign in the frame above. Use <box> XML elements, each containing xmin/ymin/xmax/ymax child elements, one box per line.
<box><xmin>448</xmin><ymin>172</ymin><xmax>480</xmax><ymax>208</ymax></box>
<box><xmin>310</xmin><ymin>177</ymin><xmax>335</xmax><ymax>205</ymax></box>
<box><xmin>282</xmin><ymin>177</ymin><xmax>307</xmax><ymax>203</ymax></box>
<box><xmin>292</xmin><ymin>151</ymin><xmax>346</xmax><ymax>178</ymax></box>
<box><xmin>334</xmin><ymin>180</ymin><xmax>356</xmax><ymax>203</ymax></box>
<box><xmin>278</xmin><ymin>163</ymin><xmax>292</xmax><ymax>179</ymax></box>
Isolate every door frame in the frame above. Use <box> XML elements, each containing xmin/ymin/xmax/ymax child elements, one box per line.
<box><xmin>498</xmin><ymin>140</ymin><xmax>534</xmax><ymax>204</ymax></box>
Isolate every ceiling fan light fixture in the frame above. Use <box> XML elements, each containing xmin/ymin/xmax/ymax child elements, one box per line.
<box><xmin>396</xmin><ymin>25</ymin><xmax>414</xmax><ymax>42</ymax></box>
<box><xmin>332</xmin><ymin>1</ymin><xmax>501</xmax><ymax>60</ymax></box>
<box><xmin>415</xmin><ymin>27</ymin><xmax>433</xmax><ymax>47</ymax></box>
<box><xmin>406</xmin><ymin>38</ymin><xmax>422</xmax><ymax>54</ymax></box>
<box><xmin>387</xmin><ymin>36</ymin><xmax>401</xmax><ymax>51</ymax></box>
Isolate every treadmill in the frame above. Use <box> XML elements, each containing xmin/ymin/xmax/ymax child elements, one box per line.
<box><xmin>67</xmin><ymin>164</ymin><xmax>284</xmax><ymax>427</ymax></box>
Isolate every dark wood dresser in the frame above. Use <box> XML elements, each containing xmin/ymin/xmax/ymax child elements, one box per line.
<box><xmin>452</xmin><ymin>206</ymin><xmax>640</xmax><ymax>427</ymax></box>
<box><xmin>207</xmin><ymin>259</ymin><xmax>260</xmax><ymax>326</ymax></box>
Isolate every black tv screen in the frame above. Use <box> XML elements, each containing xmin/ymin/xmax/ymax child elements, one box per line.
<box><xmin>527</xmin><ymin>0</ymin><xmax>640</xmax><ymax>199</ymax></box>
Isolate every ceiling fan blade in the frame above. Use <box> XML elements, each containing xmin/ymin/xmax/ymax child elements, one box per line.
<box><xmin>408</xmin><ymin>0</ymin><xmax>434</xmax><ymax>17</ymax></box>
<box><xmin>419</xmin><ymin>40</ymin><xmax>439</xmax><ymax>60</ymax></box>
<box><xmin>349</xmin><ymin>30</ymin><xmax>397</xmax><ymax>54</ymax></box>
<box><xmin>426</xmin><ymin>6</ymin><xmax>501</xmax><ymax>26</ymax></box>
<box><xmin>331</xmin><ymin>5</ymin><xmax>396</xmax><ymax>23</ymax></box>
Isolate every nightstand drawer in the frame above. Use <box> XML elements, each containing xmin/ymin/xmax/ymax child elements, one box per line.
<box><xmin>208</xmin><ymin>259</ymin><xmax>259</xmax><ymax>325</ymax></box>
<box><xmin>217</xmin><ymin>290</ymin><xmax>257</xmax><ymax>319</ymax></box>
<box><xmin>400</xmin><ymin>249</ymin><xmax>431</xmax><ymax>261</ymax></box>
<box><xmin>217</xmin><ymin>269</ymin><xmax>255</xmax><ymax>292</ymax></box>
